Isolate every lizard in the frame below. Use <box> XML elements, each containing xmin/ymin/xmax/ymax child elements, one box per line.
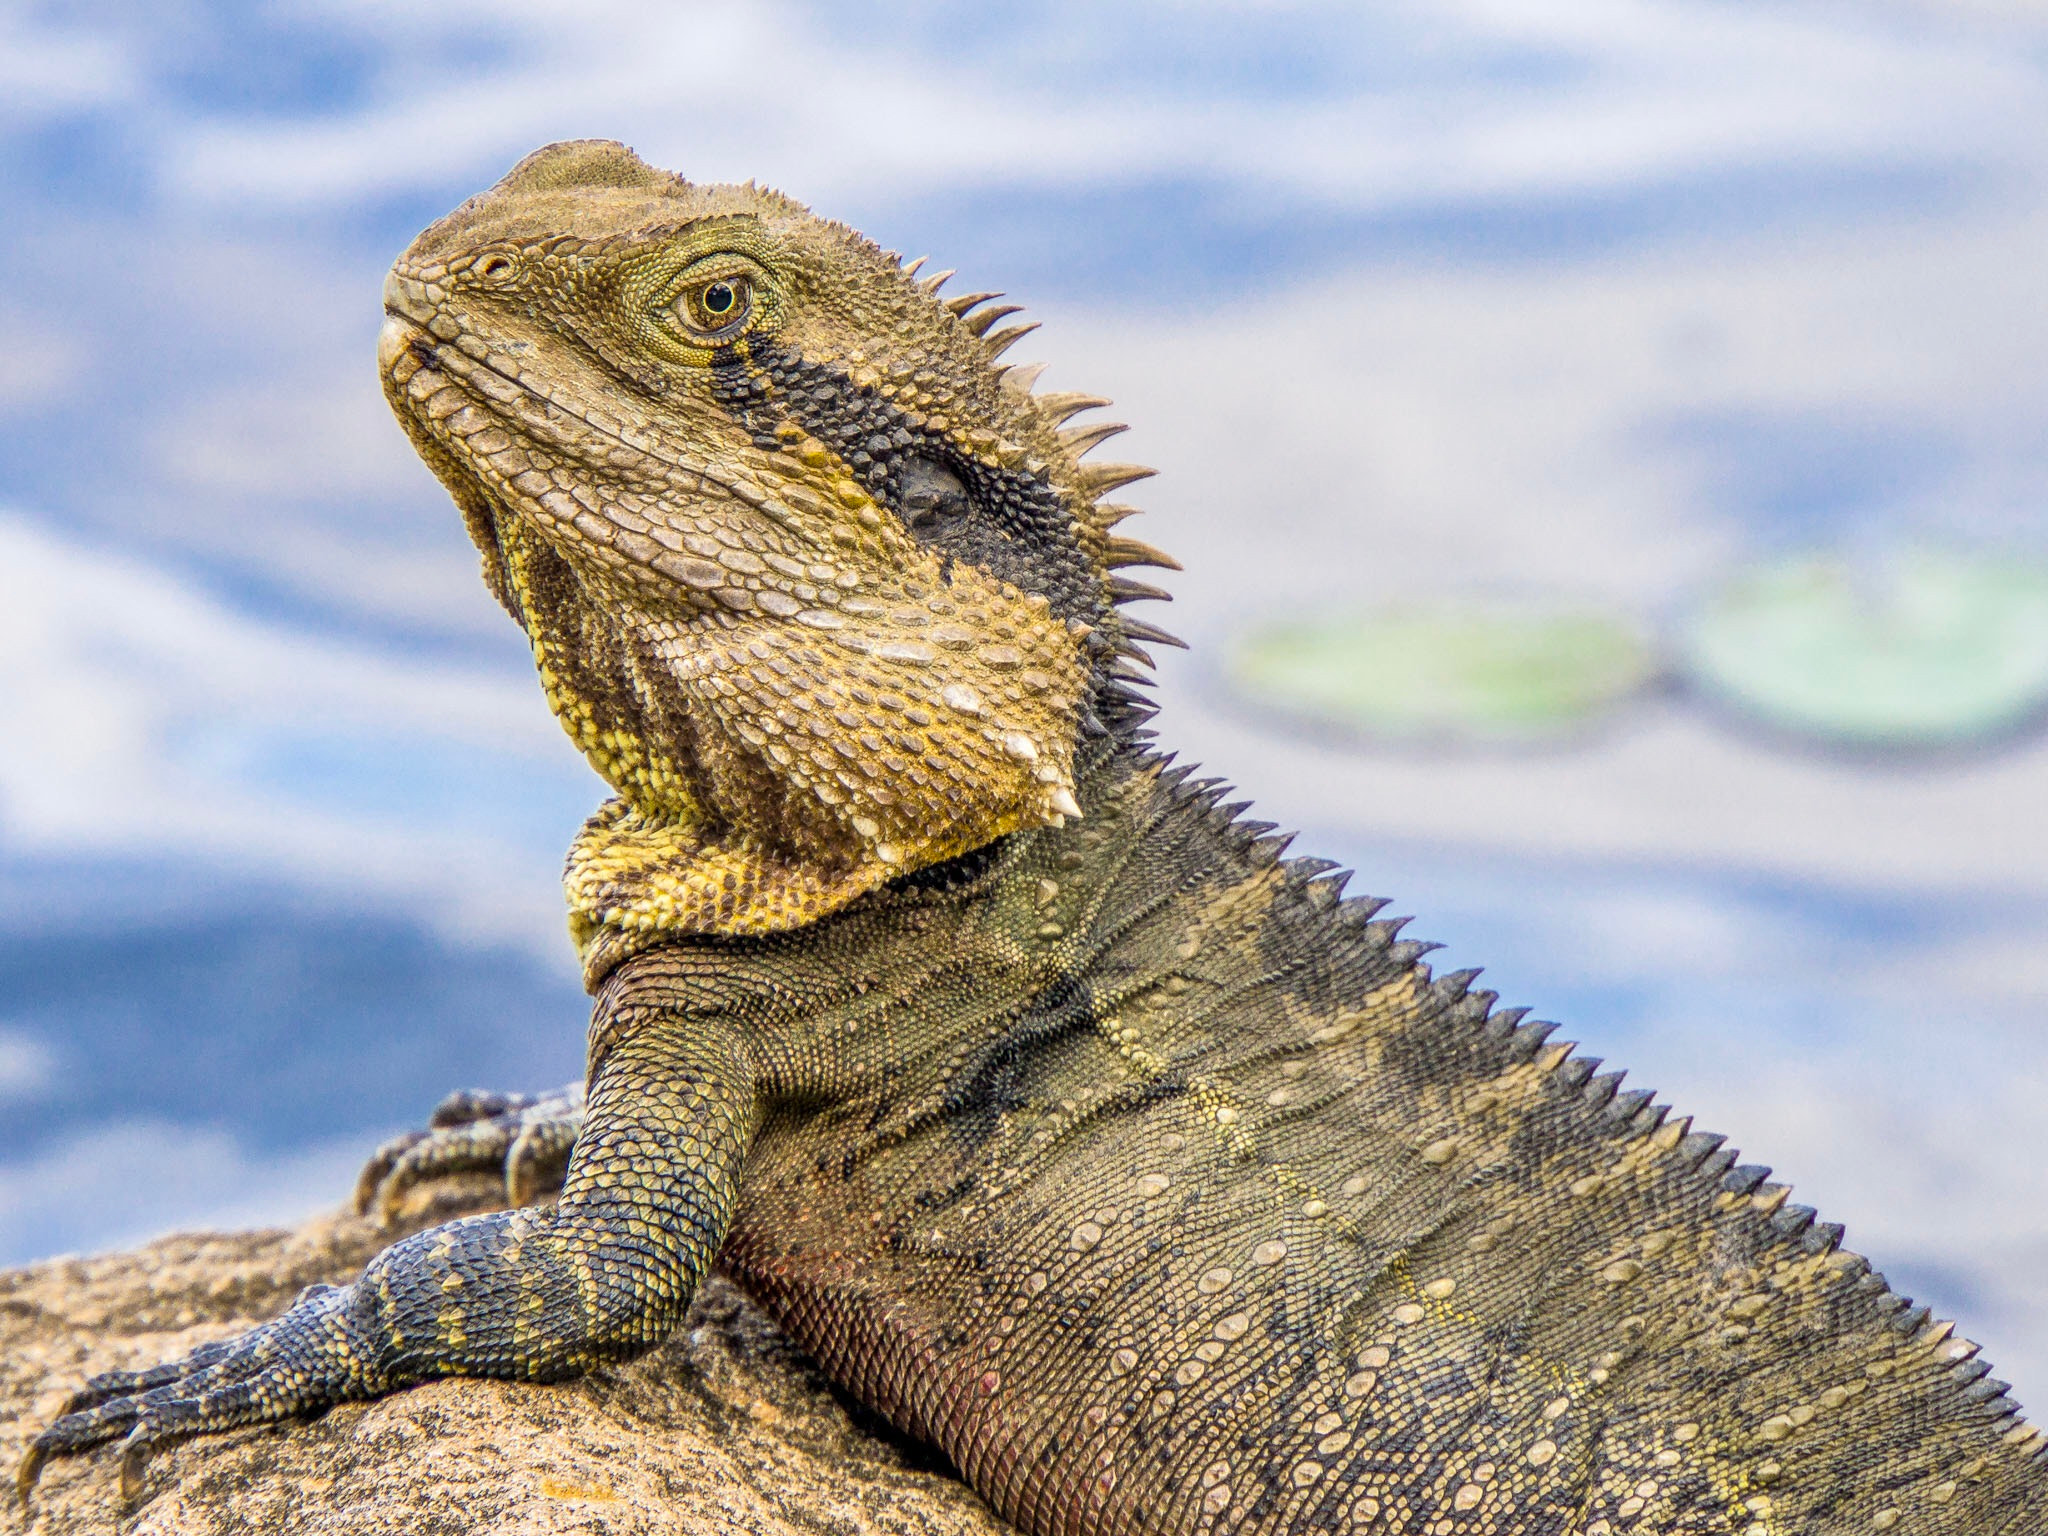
<box><xmin>18</xmin><ymin>138</ymin><xmax>2048</xmax><ymax>1535</ymax></box>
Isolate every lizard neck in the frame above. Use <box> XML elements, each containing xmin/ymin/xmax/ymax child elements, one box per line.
<box><xmin>569</xmin><ymin>685</ymin><xmax>1141</xmax><ymax>991</ymax></box>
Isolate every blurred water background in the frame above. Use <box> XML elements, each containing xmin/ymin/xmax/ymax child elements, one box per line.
<box><xmin>2</xmin><ymin>0</ymin><xmax>2046</xmax><ymax>1398</ymax></box>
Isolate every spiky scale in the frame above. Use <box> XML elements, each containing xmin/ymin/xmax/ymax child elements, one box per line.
<box><xmin>1102</xmin><ymin>535</ymin><xmax>1182</xmax><ymax>571</ymax></box>
<box><xmin>1036</xmin><ymin>391</ymin><xmax>1113</xmax><ymax>425</ymax></box>
<box><xmin>964</xmin><ymin>304</ymin><xmax>1026</xmax><ymax>338</ymax></box>
<box><xmin>1437</xmin><ymin>967</ymin><xmax>1482</xmax><ymax>1001</ymax></box>
<box><xmin>1057</xmin><ymin>420</ymin><xmax>1129</xmax><ymax>457</ymax></box>
<box><xmin>1303</xmin><ymin>877</ymin><xmax>1345</xmax><ymax>911</ymax></box>
<box><xmin>1610</xmin><ymin>1087</ymin><xmax>1656</xmax><ymax>1122</ymax></box>
<box><xmin>1107</xmin><ymin>574</ymin><xmax>1173</xmax><ymax>604</ymax></box>
<box><xmin>981</xmin><ymin>321</ymin><xmax>1040</xmax><ymax>358</ymax></box>
<box><xmin>1073</xmin><ymin>461</ymin><xmax>1155</xmax><ymax>494</ymax></box>
<box><xmin>944</xmin><ymin>290</ymin><xmax>1004</xmax><ymax>316</ymax></box>
<box><xmin>999</xmin><ymin>361</ymin><xmax>1048</xmax><ymax>394</ymax></box>
<box><xmin>1806</xmin><ymin>1220</ymin><xmax>1847</xmax><ymax>1254</ymax></box>
<box><xmin>1723</xmin><ymin>1163</ymin><xmax>1773</xmax><ymax>1195</ymax></box>
<box><xmin>1680</xmin><ymin>1130</ymin><xmax>1727</xmax><ymax>1165</ymax></box>
<box><xmin>1340</xmin><ymin>894</ymin><xmax>1389</xmax><ymax>923</ymax></box>
<box><xmin>1118</xmin><ymin>617</ymin><xmax>1187</xmax><ymax>650</ymax></box>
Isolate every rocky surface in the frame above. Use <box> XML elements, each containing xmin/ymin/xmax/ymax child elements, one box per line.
<box><xmin>1</xmin><ymin>1177</ymin><xmax>1013</xmax><ymax>1535</ymax></box>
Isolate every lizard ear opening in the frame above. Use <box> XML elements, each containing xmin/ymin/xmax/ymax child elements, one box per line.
<box><xmin>896</xmin><ymin>456</ymin><xmax>974</xmax><ymax>537</ymax></box>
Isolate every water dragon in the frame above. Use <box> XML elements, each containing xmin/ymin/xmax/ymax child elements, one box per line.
<box><xmin>21</xmin><ymin>140</ymin><xmax>2047</xmax><ymax>1535</ymax></box>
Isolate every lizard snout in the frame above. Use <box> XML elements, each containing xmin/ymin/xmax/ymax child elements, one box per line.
<box><xmin>376</xmin><ymin>313</ymin><xmax>414</xmax><ymax>376</ymax></box>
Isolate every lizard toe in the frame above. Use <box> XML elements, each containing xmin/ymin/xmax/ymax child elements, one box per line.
<box><xmin>57</xmin><ymin>1340</ymin><xmax>237</xmax><ymax>1416</ymax></box>
<box><xmin>355</xmin><ymin>1083</ymin><xmax>587</xmax><ymax>1223</ymax></box>
<box><xmin>367</xmin><ymin>1119</ymin><xmax>521</xmax><ymax>1225</ymax></box>
<box><xmin>23</xmin><ymin>1387</ymin><xmax>148</xmax><ymax>1492</ymax></box>
<box><xmin>428</xmin><ymin>1087</ymin><xmax>539</xmax><ymax>1128</ymax></box>
<box><xmin>349</xmin><ymin>1128</ymin><xmax>431</xmax><ymax>1216</ymax></box>
<box><xmin>505</xmin><ymin>1114</ymin><xmax>579</xmax><ymax>1206</ymax></box>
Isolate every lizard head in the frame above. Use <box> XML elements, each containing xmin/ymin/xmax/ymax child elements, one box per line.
<box><xmin>380</xmin><ymin>139</ymin><xmax>1177</xmax><ymax>938</ymax></box>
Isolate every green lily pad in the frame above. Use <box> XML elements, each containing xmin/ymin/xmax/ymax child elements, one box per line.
<box><xmin>1678</xmin><ymin>549</ymin><xmax>2048</xmax><ymax>749</ymax></box>
<box><xmin>1225</xmin><ymin>601</ymin><xmax>1657</xmax><ymax>745</ymax></box>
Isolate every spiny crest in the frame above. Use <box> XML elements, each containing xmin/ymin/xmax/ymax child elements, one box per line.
<box><xmin>889</xmin><ymin>248</ymin><xmax>1186</xmax><ymax>667</ymax></box>
<box><xmin>1136</xmin><ymin>751</ymin><xmax>2043</xmax><ymax>1450</ymax></box>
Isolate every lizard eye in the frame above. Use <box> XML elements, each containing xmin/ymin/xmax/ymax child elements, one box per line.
<box><xmin>676</xmin><ymin>275</ymin><xmax>753</xmax><ymax>338</ymax></box>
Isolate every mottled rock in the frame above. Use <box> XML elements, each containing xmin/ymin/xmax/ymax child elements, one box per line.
<box><xmin>0</xmin><ymin>1178</ymin><xmax>1013</xmax><ymax>1535</ymax></box>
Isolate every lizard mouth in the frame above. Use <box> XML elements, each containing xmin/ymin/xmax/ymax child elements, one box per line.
<box><xmin>377</xmin><ymin>311</ymin><xmax>435</xmax><ymax>380</ymax></box>
<box><xmin>378</xmin><ymin>267</ymin><xmax>443</xmax><ymax>376</ymax></box>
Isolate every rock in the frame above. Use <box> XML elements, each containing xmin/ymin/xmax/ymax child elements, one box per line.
<box><xmin>0</xmin><ymin>1177</ymin><xmax>1014</xmax><ymax>1535</ymax></box>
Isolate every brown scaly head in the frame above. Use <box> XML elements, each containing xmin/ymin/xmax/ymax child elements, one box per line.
<box><xmin>379</xmin><ymin>139</ymin><xmax>1179</xmax><ymax>969</ymax></box>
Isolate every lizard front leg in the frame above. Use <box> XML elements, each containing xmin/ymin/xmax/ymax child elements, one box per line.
<box><xmin>18</xmin><ymin>1010</ymin><xmax>756</xmax><ymax>1503</ymax></box>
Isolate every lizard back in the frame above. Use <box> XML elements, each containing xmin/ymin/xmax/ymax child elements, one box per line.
<box><xmin>592</xmin><ymin>750</ymin><xmax>2048</xmax><ymax>1535</ymax></box>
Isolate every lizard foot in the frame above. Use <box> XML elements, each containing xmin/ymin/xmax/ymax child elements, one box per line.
<box><xmin>17</xmin><ymin>1285</ymin><xmax>358</xmax><ymax>1506</ymax></box>
<box><xmin>351</xmin><ymin>1082</ymin><xmax>585</xmax><ymax>1225</ymax></box>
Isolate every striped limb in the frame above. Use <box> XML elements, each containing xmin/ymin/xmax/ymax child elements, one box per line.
<box><xmin>19</xmin><ymin>1011</ymin><xmax>757</xmax><ymax>1504</ymax></box>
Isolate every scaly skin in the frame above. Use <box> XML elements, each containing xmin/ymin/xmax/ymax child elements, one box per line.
<box><xmin>21</xmin><ymin>140</ymin><xmax>2048</xmax><ymax>1533</ymax></box>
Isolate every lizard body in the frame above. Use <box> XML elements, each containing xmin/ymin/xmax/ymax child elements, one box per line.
<box><xmin>21</xmin><ymin>141</ymin><xmax>2047</xmax><ymax>1535</ymax></box>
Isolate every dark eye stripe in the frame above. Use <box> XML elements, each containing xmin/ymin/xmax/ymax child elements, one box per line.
<box><xmin>711</xmin><ymin>336</ymin><xmax>1106</xmax><ymax>627</ymax></box>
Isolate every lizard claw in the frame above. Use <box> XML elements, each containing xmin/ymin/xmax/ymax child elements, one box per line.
<box><xmin>352</xmin><ymin>1082</ymin><xmax>585</xmax><ymax>1224</ymax></box>
<box><xmin>118</xmin><ymin>1430</ymin><xmax>150</xmax><ymax>1504</ymax></box>
<box><xmin>16</xmin><ymin>1442</ymin><xmax>47</xmax><ymax>1506</ymax></box>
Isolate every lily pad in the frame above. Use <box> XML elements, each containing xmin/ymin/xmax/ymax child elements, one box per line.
<box><xmin>1678</xmin><ymin>549</ymin><xmax>2048</xmax><ymax>750</ymax></box>
<box><xmin>1225</xmin><ymin>601</ymin><xmax>1657</xmax><ymax>745</ymax></box>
